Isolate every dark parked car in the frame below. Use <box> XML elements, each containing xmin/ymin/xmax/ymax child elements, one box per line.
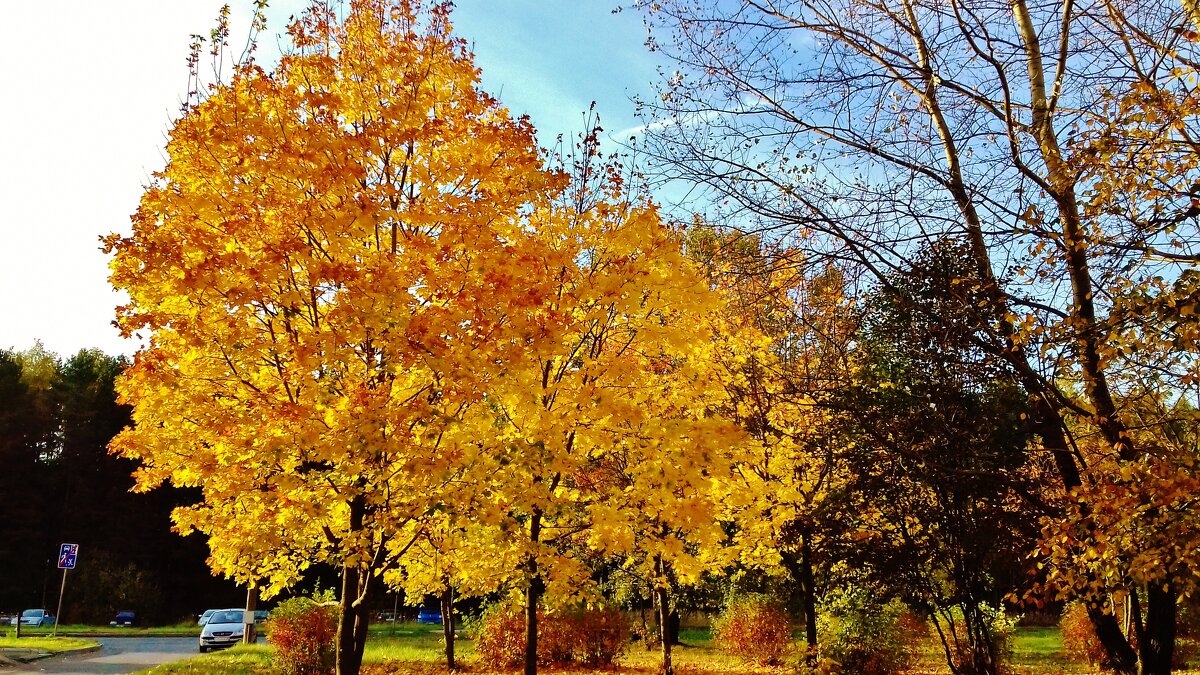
<box><xmin>416</xmin><ymin>606</ymin><xmax>442</xmax><ymax>624</ymax></box>
<box><xmin>110</xmin><ymin>611</ymin><xmax>138</xmax><ymax>627</ymax></box>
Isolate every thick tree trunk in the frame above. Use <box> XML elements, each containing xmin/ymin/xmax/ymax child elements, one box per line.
<box><xmin>524</xmin><ymin>574</ymin><xmax>543</xmax><ymax>675</ymax></box>
<box><xmin>1086</xmin><ymin>604</ymin><xmax>1139</xmax><ymax>673</ymax></box>
<box><xmin>336</xmin><ymin>564</ymin><xmax>370</xmax><ymax>675</ymax></box>
<box><xmin>335</xmin><ymin>495</ymin><xmax>372</xmax><ymax>675</ymax></box>
<box><xmin>1138</xmin><ymin>584</ymin><xmax>1177</xmax><ymax>675</ymax></box>
<box><xmin>440</xmin><ymin>584</ymin><xmax>455</xmax><ymax>670</ymax></box>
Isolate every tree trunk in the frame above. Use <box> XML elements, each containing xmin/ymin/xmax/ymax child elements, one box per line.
<box><xmin>336</xmin><ymin>563</ymin><xmax>372</xmax><ymax>675</ymax></box>
<box><xmin>962</xmin><ymin>602</ymin><xmax>999</xmax><ymax>675</ymax></box>
<box><xmin>1138</xmin><ymin>584</ymin><xmax>1177</xmax><ymax>675</ymax></box>
<box><xmin>352</xmin><ymin>585</ymin><xmax>371</xmax><ymax>670</ymax></box>
<box><xmin>243</xmin><ymin>586</ymin><xmax>258</xmax><ymax>645</ymax></box>
<box><xmin>1009</xmin><ymin>1</ymin><xmax>1166</xmax><ymax>668</ymax></box>
<box><xmin>524</xmin><ymin>574</ymin><xmax>543</xmax><ymax>675</ymax></box>
<box><xmin>524</xmin><ymin>510</ymin><xmax>543</xmax><ymax>675</ymax></box>
<box><xmin>899</xmin><ymin>17</ymin><xmax>1139</xmax><ymax>669</ymax></box>
<box><xmin>1088</xmin><ymin>604</ymin><xmax>1139</xmax><ymax>673</ymax></box>
<box><xmin>335</xmin><ymin>494</ymin><xmax>371</xmax><ymax>675</ymax></box>
<box><xmin>655</xmin><ymin>556</ymin><xmax>674</xmax><ymax>675</ymax></box>
<box><xmin>440</xmin><ymin>584</ymin><xmax>455</xmax><ymax>670</ymax></box>
<box><xmin>799</xmin><ymin>536</ymin><xmax>818</xmax><ymax>661</ymax></box>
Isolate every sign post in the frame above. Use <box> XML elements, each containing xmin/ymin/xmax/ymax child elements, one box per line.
<box><xmin>53</xmin><ymin>544</ymin><xmax>78</xmax><ymax>637</ymax></box>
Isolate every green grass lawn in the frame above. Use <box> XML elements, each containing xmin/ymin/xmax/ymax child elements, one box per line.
<box><xmin>134</xmin><ymin>622</ymin><xmax>1200</xmax><ymax>675</ymax></box>
<box><xmin>903</xmin><ymin>626</ymin><xmax>1089</xmax><ymax>675</ymax></box>
<box><xmin>3</xmin><ymin>623</ymin><xmax>200</xmax><ymax>638</ymax></box>
<box><xmin>1007</xmin><ymin>625</ymin><xmax>1090</xmax><ymax>674</ymax></box>
<box><xmin>0</xmin><ymin>635</ymin><xmax>99</xmax><ymax>652</ymax></box>
<box><xmin>138</xmin><ymin>644</ymin><xmax>272</xmax><ymax>675</ymax></box>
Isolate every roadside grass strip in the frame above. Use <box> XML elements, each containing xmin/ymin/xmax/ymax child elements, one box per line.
<box><xmin>131</xmin><ymin>626</ymin><xmax>1200</xmax><ymax>674</ymax></box>
<box><xmin>139</xmin><ymin>644</ymin><xmax>273</xmax><ymax>674</ymax></box>
<box><xmin>0</xmin><ymin>636</ymin><xmax>99</xmax><ymax>652</ymax></box>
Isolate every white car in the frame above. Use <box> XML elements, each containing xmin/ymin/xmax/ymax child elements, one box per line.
<box><xmin>198</xmin><ymin>608</ymin><xmax>246</xmax><ymax>652</ymax></box>
<box><xmin>10</xmin><ymin>609</ymin><xmax>55</xmax><ymax>628</ymax></box>
<box><xmin>197</xmin><ymin>609</ymin><xmax>217</xmax><ymax>626</ymax></box>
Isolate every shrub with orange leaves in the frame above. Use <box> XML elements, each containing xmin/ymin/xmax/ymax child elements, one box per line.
<box><xmin>1060</xmin><ymin>599</ymin><xmax>1200</xmax><ymax>670</ymax></box>
<box><xmin>265</xmin><ymin>592</ymin><xmax>338</xmax><ymax>675</ymax></box>
<box><xmin>712</xmin><ymin>594</ymin><xmax>794</xmax><ymax>666</ymax></box>
<box><xmin>1060</xmin><ymin>601</ymin><xmax>1107</xmax><ymax>669</ymax></box>
<box><xmin>470</xmin><ymin>603</ymin><xmax>630</xmax><ymax>669</ymax></box>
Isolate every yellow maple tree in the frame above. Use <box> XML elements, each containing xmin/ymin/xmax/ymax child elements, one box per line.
<box><xmin>440</xmin><ymin>137</ymin><xmax>745</xmax><ymax>675</ymax></box>
<box><xmin>105</xmin><ymin>2</ymin><xmax>559</xmax><ymax>672</ymax></box>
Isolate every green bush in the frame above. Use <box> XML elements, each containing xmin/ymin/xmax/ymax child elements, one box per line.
<box><xmin>817</xmin><ymin>589</ymin><xmax>915</xmax><ymax>675</ymax></box>
<box><xmin>712</xmin><ymin>594</ymin><xmax>793</xmax><ymax>665</ymax></box>
<box><xmin>984</xmin><ymin>603</ymin><xmax>1019</xmax><ymax>664</ymax></box>
<box><xmin>264</xmin><ymin>590</ymin><xmax>338</xmax><ymax>675</ymax></box>
<box><xmin>946</xmin><ymin>603</ymin><xmax>1018</xmax><ymax>675</ymax></box>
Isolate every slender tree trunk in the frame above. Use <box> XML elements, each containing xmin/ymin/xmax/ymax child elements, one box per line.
<box><xmin>351</xmin><ymin>584</ymin><xmax>371</xmax><ymax>670</ymax></box>
<box><xmin>1009</xmin><ymin>0</ymin><xmax>1170</xmax><ymax>668</ymax></box>
<box><xmin>783</xmin><ymin>539</ymin><xmax>820</xmax><ymax>661</ymax></box>
<box><xmin>799</xmin><ymin>536</ymin><xmax>818</xmax><ymax>661</ymax></box>
<box><xmin>243</xmin><ymin>586</ymin><xmax>258</xmax><ymax>645</ymax></box>
<box><xmin>440</xmin><ymin>583</ymin><xmax>455</xmax><ymax>670</ymax></box>
<box><xmin>641</xmin><ymin>605</ymin><xmax>651</xmax><ymax>651</ymax></box>
<box><xmin>781</xmin><ymin>553</ymin><xmax>804</xmax><ymax>624</ymax></box>
<box><xmin>524</xmin><ymin>510</ymin><xmax>543</xmax><ymax>675</ymax></box>
<box><xmin>899</xmin><ymin>19</ymin><xmax>1133</xmax><ymax>667</ymax></box>
<box><xmin>961</xmin><ymin>602</ymin><xmax>999</xmax><ymax>675</ymax></box>
<box><xmin>655</xmin><ymin>556</ymin><xmax>674</xmax><ymax>675</ymax></box>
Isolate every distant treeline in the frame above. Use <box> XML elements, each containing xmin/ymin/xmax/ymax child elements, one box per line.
<box><xmin>0</xmin><ymin>345</ymin><xmax>242</xmax><ymax>624</ymax></box>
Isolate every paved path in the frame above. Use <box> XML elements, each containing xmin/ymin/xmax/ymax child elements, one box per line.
<box><xmin>4</xmin><ymin>637</ymin><xmax>198</xmax><ymax>674</ymax></box>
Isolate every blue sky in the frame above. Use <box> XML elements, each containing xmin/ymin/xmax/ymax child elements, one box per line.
<box><xmin>0</xmin><ymin>1</ymin><xmax>666</xmax><ymax>358</ymax></box>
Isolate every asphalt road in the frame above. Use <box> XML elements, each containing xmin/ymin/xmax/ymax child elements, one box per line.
<box><xmin>6</xmin><ymin>637</ymin><xmax>199</xmax><ymax>674</ymax></box>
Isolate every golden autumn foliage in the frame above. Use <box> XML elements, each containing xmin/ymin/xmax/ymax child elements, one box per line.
<box><xmin>105</xmin><ymin>0</ymin><xmax>557</xmax><ymax>598</ymax></box>
<box><xmin>106</xmin><ymin>2</ymin><xmax>743</xmax><ymax>672</ymax></box>
<box><xmin>365</xmin><ymin>139</ymin><xmax>751</xmax><ymax>675</ymax></box>
<box><xmin>684</xmin><ymin>227</ymin><xmax>853</xmax><ymax>579</ymax></box>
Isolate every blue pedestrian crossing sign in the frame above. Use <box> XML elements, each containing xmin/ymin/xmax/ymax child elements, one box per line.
<box><xmin>57</xmin><ymin>544</ymin><xmax>78</xmax><ymax>570</ymax></box>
